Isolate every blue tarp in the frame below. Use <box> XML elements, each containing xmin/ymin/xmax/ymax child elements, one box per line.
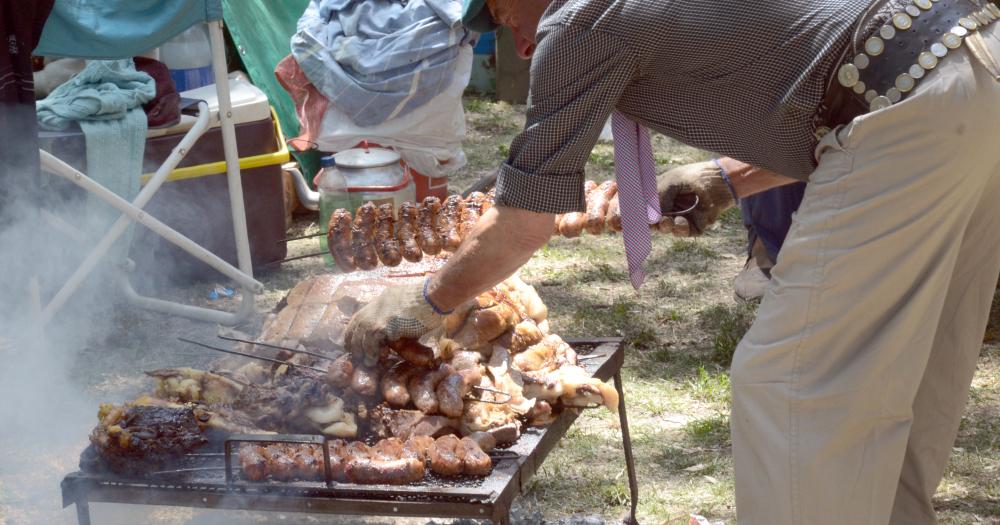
<box><xmin>35</xmin><ymin>0</ymin><xmax>222</xmax><ymax>59</ymax></box>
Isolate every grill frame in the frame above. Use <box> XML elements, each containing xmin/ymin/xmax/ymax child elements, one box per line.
<box><xmin>61</xmin><ymin>338</ymin><xmax>639</xmax><ymax>525</ymax></box>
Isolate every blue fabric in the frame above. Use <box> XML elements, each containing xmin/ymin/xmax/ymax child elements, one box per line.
<box><xmin>34</xmin><ymin>0</ymin><xmax>222</xmax><ymax>59</ymax></box>
<box><xmin>740</xmin><ymin>182</ymin><xmax>807</xmax><ymax>261</ymax></box>
<box><xmin>292</xmin><ymin>0</ymin><xmax>472</xmax><ymax>127</ymax></box>
<box><xmin>36</xmin><ymin>59</ymin><xmax>153</xmax><ymax>260</ymax></box>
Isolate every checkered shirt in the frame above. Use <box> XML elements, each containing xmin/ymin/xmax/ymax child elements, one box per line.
<box><xmin>494</xmin><ymin>0</ymin><xmax>875</xmax><ymax>214</ymax></box>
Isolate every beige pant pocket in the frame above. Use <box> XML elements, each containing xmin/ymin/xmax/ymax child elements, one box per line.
<box><xmin>967</xmin><ymin>31</ymin><xmax>1000</xmax><ymax>81</ymax></box>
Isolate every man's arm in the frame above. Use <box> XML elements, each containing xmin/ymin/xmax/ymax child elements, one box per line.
<box><xmin>425</xmin><ymin>206</ymin><xmax>555</xmax><ymax>312</ymax></box>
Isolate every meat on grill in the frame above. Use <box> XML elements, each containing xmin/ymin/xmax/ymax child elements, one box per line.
<box><xmin>237</xmin><ymin>434</ymin><xmax>492</xmax><ymax>483</ymax></box>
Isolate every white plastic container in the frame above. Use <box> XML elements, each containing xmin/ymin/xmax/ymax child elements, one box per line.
<box><xmin>160</xmin><ymin>24</ymin><xmax>213</xmax><ymax>91</ymax></box>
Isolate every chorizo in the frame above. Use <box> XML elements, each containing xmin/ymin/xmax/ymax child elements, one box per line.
<box><xmin>396</xmin><ymin>202</ymin><xmax>423</xmax><ymax>263</ymax></box>
<box><xmin>409</xmin><ymin>364</ymin><xmax>453</xmax><ymax>414</ymax></box>
<box><xmin>374</xmin><ymin>203</ymin><xmax>402</xmax><ymax>267</ymax></box>
<box><xmin>350</xmin><ymin>365</ymin><xmax>379</xmax><ymax>397</ymax></box>
<box><xmin>605</xmin><ymin>193</ymin><xmax>622</xmax><ymax>232</ymax></box>
<box><xmin>440</xmin><ymin>194</ymin><xmax>466</xmax><ymax>251</ymax></box>
<box><xmin>462</xmin><ymin>192</ymin><xmax>486</xmax><ymax>236</ymax></box>
<box><xmin>457</xmin><ymin>437</ymin><xmax>492</xmax><ymax>476</ymax></box>
<box><xmin>381</xmin><ymin>361</ymin><xmax>418</xmax><ymax>408</ymax></box>
<box><xmin>351</xmin><ymin>203</ymin><xmax>379</xmax><ymax>270</ymax></box>
<box><xmin>389</xmin><ymin>338</ymin><xmax>436</xmax><ymax>368</ymax></box>
<box><xmin>239</xmin><ymin>445</ymin><xmax>268</xmax><ymax>481</ymax></box>
<box><xmin>436</xmin><ymin>367</ymin><xmax>482</xmax><ymax>418</ymax></box>
<box><xmin>326</xmin><ymin>353</ymin><xmax>354</xmax><ymax>389</ymax></box>
<box><xmin>428</xmin><ymin>435</ymin><xmax>463</xmax><ymax>476</ymax></box>
<box><xmin>345</xmin><ymin>457</ymin><xmax>425</xmax><ymax>485</ymax></box>
<box><xmin>327</xmin><ymin>209</ymin><xmax>356</xmax><ymax>272</ymax></box>
<box><xmin>417</xmin><ymin>197</ymin><xmax>443</xmax><ymax>255</ymax></box>
<box><xmin>558</xmin><ymin>180</ymin><xmax>597</xmax><ymax>237</ymax></box>
<box><xmin>584</xmin><ymin>180</ymin><xmax>617</xmax><ymax>235</ymax></box>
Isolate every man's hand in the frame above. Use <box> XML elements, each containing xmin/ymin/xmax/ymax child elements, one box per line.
<box><xmin>657</xmin><ymin>160</ymin><xmax>737</xmax><ymax>236</ymax></box>
<box><xmin>344</xmin><ymin>281</ymin><xmax>445</xmax><ymax>367</ymax></box>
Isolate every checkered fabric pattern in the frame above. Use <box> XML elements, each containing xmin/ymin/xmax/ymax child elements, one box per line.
<box><xmin>494</xmin><ymin>0</ymin><xmax>875</xmax><ymax>215</ymax></box>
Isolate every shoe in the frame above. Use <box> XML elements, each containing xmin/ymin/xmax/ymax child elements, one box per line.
<box><xmin>733</xmin><ymin>238</ymin><xmax>774</xmax><ymax>302</ymax></box>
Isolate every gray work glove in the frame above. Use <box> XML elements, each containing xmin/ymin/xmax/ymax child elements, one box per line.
<box><xmin>656</xmin><ymin>160</ymin><xmax>737</xmax><ymax>236</ymax></box>
<box><xmin>344</xmin><ymin>282</ymin><xmax>445</xmax><ymax>367</ymax></box>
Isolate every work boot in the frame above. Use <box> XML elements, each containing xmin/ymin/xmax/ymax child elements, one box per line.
<box><xmin>734</xmin><ymin>237</ymin><xmax>774</xmax><ymax>302</ymax></box>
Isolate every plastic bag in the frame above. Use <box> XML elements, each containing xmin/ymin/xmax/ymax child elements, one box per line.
<box><xmin>313</xmin><ymin>46</ymin><xmax>472</xmax><ymax>178</ymax></box>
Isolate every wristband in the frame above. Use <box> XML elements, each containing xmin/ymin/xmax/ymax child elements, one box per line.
<box><xmin>712</xmin><ymin>158</ymin><xmax>740</xmax><ymax>204</ymax></box>
<box><xmin>422</xmin><ymin>277</ymin><xmax>454</xmax><ymax>315</ymax></box>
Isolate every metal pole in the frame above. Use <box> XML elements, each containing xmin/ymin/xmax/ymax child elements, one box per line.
<box><xmin>614</xmin><ymin>371</ymin><xmax>640</xmax><ymax>525</ymax></box>
<box><xmin>75</xmin><ymin>500</ymin><xmax>92</xmax><ymax>525</ymax></box>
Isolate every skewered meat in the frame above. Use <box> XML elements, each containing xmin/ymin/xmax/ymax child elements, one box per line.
<box><xmin>558</xmin><ymin>180</ymin><xmax>597</xmax><ymax>238</ymax></box>
<box><xmin>237</xmin><ymin>435</ymin><xmax>490</xmax><ymax>484</ymax></box>
<box><xmin>326</xmin><ymin>354</ymin><xmax>353</xmax><ymax>389</ymax></box>
<box><xmin>374</xmin><ymin>203</ymin><xmax>403</xmax><ymax>267</ymax></box>
<box><xmin>437</xmin><ymin>367</ymin><xmax>483</xmax><ymax>418</ymax></box>
<box><xmin>351</xmin><ymin>203</ymin><xmax>379</xmax><ymax>270</ymax></box>
<box><xmin>417</xmin><ymin>196</ymin><xmax>443</xmax><ymax>255</ymax></box>
<box><xmin>396</xmin><ymin>201</ymin><xmax>424</xmax><ymax>263</ymax></box>
<box><xmin>462</xmin><ymin>192</ymin><xmax>486</xmax><ymax>235</ymax></box>
<box><xmin>389</xmin><ymin>338</ymin><xmax>436</xmax><ymax>368</ymax></box>
<box><xmin>440</xmin><ymin>194</ymin><xmax>466</xmax><ymax>251</ymax></box>
<box><xmin>328</xmin><ymin>209</ymin><xmax>356</xmax><ymax>272</ymax></box>
<box><xmin>409</xmin><ymin>363</ymin><xmax>453</xmax><ymax>414</ymax></box>
<box><xmin>381</xmin><ymin>361</ymin><xmax>420</xmax><ymax>408</ymax></box>
<box><xmin>584</xmin><ymin>180</ymin><xmax>617</xmax><ymax>234</ymax></box>
<box><xmin>605</xmin><ymin>193</ymin><xmax>622</xmax><ymax>232</ymax></box>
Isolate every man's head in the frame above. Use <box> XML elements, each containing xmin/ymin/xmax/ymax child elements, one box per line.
<box><xmin>462</xmin><ymin>0</ymin><xmax>552</xmax><ymax>59</ymax></box>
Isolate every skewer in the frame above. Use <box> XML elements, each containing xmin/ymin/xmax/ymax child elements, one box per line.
<box><xmin>577</xmin><ymin>353</ymin><xmax>608</xmax><ymax>361</ymax></box>
<box><xmin>178</xmin><ymin>337</ymin><xmax>328</xmax><ymax>374</ymax></box>
<box><xmin>265</xmin><ymin>251</ymin><xmax>328</xmax><ymax>267</ymax></box>
<box><xmin>150</xmin><ymin>466</ymin><xmax>228</xmax><ymax>475</ymax></box>
<box><xmin>276</xmin><ymin>232</ymin><xmax>324</xmax><ymax>244</ymax></box>
<box><xmin>466</xmin><ymin>386</ymin><xmax>513</xmax><ymax>404</ymax></box>
<box><xmin>217</xmin><ymin>334</ymin><xmax>343</xmax><ymax>360</ymax></box>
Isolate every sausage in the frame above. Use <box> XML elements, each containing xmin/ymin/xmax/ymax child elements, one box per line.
<box><xmin>584</xmin><ymin>180</ymin><xmax>617</xmax><ymax>235</ymax></box>
<box><xmin>239</xmin><ymin>445</ymin><xmax>268</xmax><ymax>481</ymax></box>
<box><xmin>395</xmin><ymin>202</ymin><xmax>423</xmax><ymax>263</ymax></box>
<box><xmin>403</xmin><ymin>435</ymin><xmax>436</xmax><ymax>463</ymax></box>
<box><xmin>428</xmin><ymin>435</ymin><xmax>463</xmax><ymax>476</ymax></box>
<box><xmin>409</xmin><ymin>364</ymin><xmax>453</xmax><ymax>414</ymax></box>
<box><xmin>291</xmin><ymin>445</ymin><xmax>321</xmax><ymax>480</ymax></box>
<box><xmin>462</xmin><ymin>192</ymin><xmax>486</xmax><ymax>235</ymax></box>
<box><xmin>457</xmin><ymin>437</ymin><xmax>492</xmax><ymax>476</ymax></box>
<box><xmin>558</xmin><ymin>181</ymin><xmax>596</xmax><ymax>238</ymax></box>
<box><xmin>327</xmin><ymin>353</ymin><xmax>354</xmax><ymax>389</ymax></box>
<box><xmin>351</xmin><ymin>203</ymin><xmax>379</xmax><ymax>270</ymax></box>
<box><xmin>345</xmin><ymin>457</ymin><xmax>426</xmax><ymax>485</ymax></box>
<box><xmin>374</xmin><ymin>203</ymin><xmax>403</xmax><ymax>267</ymax></box>
<box><xmin>372</xmin><ymin>437</ymin><xmax>407</xmax><ymax>460</ymax></box>
<box><xmin>483</xmin><ymin>188</ymin><xmax>495</xmax><ymax>214</ymax></box>
<box><xmin>262</xmin><ymin>445</ymin><xmax>296</xmax><ymax>481</ymax></box>
<box><xmin>417</xmin><ymin>197</ymin><xmax>443</xmax><ymax>255</ymax></box>
<box><xmin>389</xmin><ymin>338</ymin><xmax>436</xmax><ymax>368</ymax></box>
<box><xmin>327</xmin><ymin>209</ymin><xmax>356</xmax><ymax>272</ymax></box>
<box><xmin>381</xmin><ymin>361</ymin><xmax>418</xmax><ymax>408</ymax></box>
<box><xmin>440</xmin><ymin>195</ymin><xmax>466</xmax><ymax>251</ymax></box>
<box><xmin>436</xmin><ymin>367</ymin><xmax>483</xmax><ymax>418</ymax></box>
<box><xmin>350</xmin><ymin>365</ymin><xmax>379</xmax><ymax>397</ymax></box>
<box><xmin>327</xmin><ymin>440</ymin><xmax>349</xmax><ymax>482</ymax></box>
<box><xmin>605</xmin><ymin>193</ymin><xmax>622</xmax><ymax>232</ymax></box>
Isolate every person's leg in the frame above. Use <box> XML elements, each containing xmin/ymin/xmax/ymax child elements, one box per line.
<box><xmin>730</xmin><ymin>29</ymin><xmax>1000</xmax><ymax>525</ymax></box>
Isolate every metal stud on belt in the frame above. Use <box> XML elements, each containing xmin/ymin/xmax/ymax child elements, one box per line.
<box><xmin>837</xmin><ymin>0</ymin><xmax>999</xmax><ymax>112</ymax></box>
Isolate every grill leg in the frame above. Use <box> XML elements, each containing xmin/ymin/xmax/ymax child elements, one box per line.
<box><xmin>75</xmin><ymin>500</ymin><xmax>92</xmax><ymax>525</ymax></box>
<box><xmin>614</xmin><ymin>371</ymin><xmax>640</xmax><ymax>525</ymax></box>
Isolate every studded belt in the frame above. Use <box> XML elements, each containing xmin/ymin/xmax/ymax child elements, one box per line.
<box><xmin>816</xmin><ymin>0</ymin><xmax>1000</xmax><ymax>135</ymax></box>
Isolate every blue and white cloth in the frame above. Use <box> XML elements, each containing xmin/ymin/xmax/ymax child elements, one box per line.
<box><xmin>292</xmin><ymin>0</ymin><xmax>473</xmax><ymax>127</ymax></box>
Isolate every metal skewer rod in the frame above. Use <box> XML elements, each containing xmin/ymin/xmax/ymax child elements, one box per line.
<box><xmin>178</xmin><ymin>337</ymin><xmax>328</xmax><ymax>374</ymax></box>
<box><xmin>217</xmin><ymin>334</ymin><xmax>343</xmax><ymax>361</ymax></box>
<box><xmin>471</xmin><ymin>385</ymin><xmax>512</xmax><ymax>399</ymax></box>
<box><xmin>276</xmin><ymin>232</ymin><xmax>325</xmax><ymax>244</ymax></box>
<box><xmin>577</xmin><ymin>353</ymin><xmax>608</xmax><ymax>361</ymax></box>
<box><xmin>265</xmin><ymin>251</ymin><xmax>328</xmax><ymax>267</ymax></box>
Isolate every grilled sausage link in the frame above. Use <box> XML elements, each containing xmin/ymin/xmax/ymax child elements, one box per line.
<box><xmin>374</xmin><ymin>203</ymin><xmax>402</xmax><ymax>267</ymax></box>
<box><xmin>239</xmin><ymin>445</ymin><xmax>268</xmax><ymax>481</ymax></box>
<box><xmin>557</xmin><ymin>180</ymin><xmax>596</xmax><ymax>238</ymax></box>
<box><xmin>428</xmin><ymin>435</ymin><xmax>463</xmax><ymax>476</ymax></box>
<box><xmin>462</xmin><ymin>192</ymin><xmax>486</xmax><ymax>235</ymax></box>
<box><xmin>436</xmin><ymin>367</ymin><xmax>483</xmax><ymax>418</ymax></box>
<box><xmin>396</xmin><ymin>201</ymin><xmax>423</xmax><ymax>263</ymax></box>
<box><xmin>351</xmin><ymin>203</ymin><xmax>379</xmax><ymax>270</ymax></box>
<box><xmin>389</xmin><ymin>338</ymin><xmax>436</xmax><ymax>368</ymax></box>
<box><xmin>327</xmin><ymin>209</ymin><xmax>356</xmax><ymax>272</ymax></box>
<box><xmin>417</xmin><ymin>197</ymin><xmax>443</xmax><ymax>255</ymax></box>
<box><xmin>457</xmin><ymin>437</ymin><xmax>492</xmax><ymax>476</ymax></box>
<box><xmin>409</xmin><ymin>363</ymin><xmax>453</xmax><ymax>414</ymax></box>
<box><xmin>584</xmin><ymin>180</ymin><xmax>617</xmax><ymax>235</ymax></box>
<box><xmin>605</xmin><ymin>193</ymin><xmax>622</xmax><ymax>232</ymax></box>
<box><xmin>381</xmin><ymin>361</ymin><xmax>418</xmax><ymax>408</ymax></box>
<box><xmin>350</xmin><ymin>365</ymin><xmax>379</xmax><ymax>397</ymax></box>
<box><xmin>345</xmin><ymin>457</ymin><xmax>425</xmax><ymax>485</ymax></box>
<box><xmin>327</xmin><ymin>353</ymin><xmax>354</xmax><ymax>389</ymax></box>
<box><xmin>440</xmin><ymin>195</ymin><xmax>466</xmax><ymax>251</ymax></box>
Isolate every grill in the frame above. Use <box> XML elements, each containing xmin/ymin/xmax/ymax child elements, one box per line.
<box><xmin>61</xmin><ymin>338</ymin><xmax>639</xmax><ymax>525</ymax></box>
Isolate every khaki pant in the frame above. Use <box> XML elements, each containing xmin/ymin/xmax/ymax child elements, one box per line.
<box><xmin>731</xmin><ymin>24</ymin><xmax>1000</xmax><ymax>525</ymax></box>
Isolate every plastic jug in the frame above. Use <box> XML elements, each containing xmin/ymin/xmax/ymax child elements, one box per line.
<box><xmin>318</xmin><ymin>155</ymin><xmax>351</xmax><ymax>268</ymax></box>
<box><xmin>160</xmin><ymin>24</ymin><xmax>213</xmax><ymax>91</ymax></box>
